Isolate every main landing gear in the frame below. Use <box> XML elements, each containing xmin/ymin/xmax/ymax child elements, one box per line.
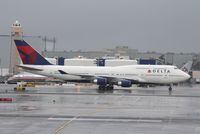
<box><xmin>97</xmin><ymin>85</ymin><xmax>114</xmax><ymax>93</ymax></box>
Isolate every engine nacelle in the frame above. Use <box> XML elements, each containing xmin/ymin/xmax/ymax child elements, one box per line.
<box><xmin>93</xmin><ymin>78</ymin><xmax>107</xmax><ymax>85</ymax></box>
<box><xmin>117</xmin><ymin>80</ymin><xmax>132</xmax><ymax>87</ymax></box>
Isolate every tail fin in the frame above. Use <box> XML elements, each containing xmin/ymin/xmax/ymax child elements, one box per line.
<box><xmin>181</xmin><ymin>61</ymin><xmax>193</xmax><ymax>73</ymax></box>
<box><xmin>14</xmin><ymin>39</ymin><xmax>51</xmax><ymax>65</ymax></box>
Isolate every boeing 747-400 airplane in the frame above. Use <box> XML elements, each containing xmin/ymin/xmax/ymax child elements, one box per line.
<box><xmin>14</xmin><ymin>39</ymin><xmax>190</xmax><ymax>91</ymax></box>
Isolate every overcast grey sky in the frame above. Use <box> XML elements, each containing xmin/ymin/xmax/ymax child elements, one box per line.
<box><xmin>0</xmin><ymin>0</ymin><xmax>200</xmax><ymax>67</ymax></box>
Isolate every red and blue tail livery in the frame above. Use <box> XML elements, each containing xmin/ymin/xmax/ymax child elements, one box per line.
<box><xmin>14</xmin><ymin>40</ymin><xmax>51</xmax><ymax>65</ymax></box>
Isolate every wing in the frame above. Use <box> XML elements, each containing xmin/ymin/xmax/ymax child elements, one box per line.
<box><xmin>58</xmin><ymin>70</ymin><xmax>147</xmax><ymax>84</ymax></box>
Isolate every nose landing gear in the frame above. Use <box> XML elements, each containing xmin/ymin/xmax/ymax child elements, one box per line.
<box><xmin>169</xmin><ymin>86</ymin><xmax>172</xmax><ymax>92</ymax></box>
<box><xmin>168</xmin><ymin>83</ymin><xmax>173</xmax><ymax>92</ymax></box>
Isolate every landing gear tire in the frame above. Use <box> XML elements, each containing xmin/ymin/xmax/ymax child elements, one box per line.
<box><xmin>97</xmin><ymin>85</ymin><xmax>114</xmax><ymax>93</ymax></box>
<box><xmin>106</xmin><ymin>85</ymin><xmax>114</xmax><ymax>93</ymax></box>
<box><xmin>97</xmin><ymin>85</ymin><xmax>106</xmax><ymax>93</ymax></box>
<box><xmin>107</xmin><ymin>85</ymin><xmax>113</xmax><ymax>90</ymax></box>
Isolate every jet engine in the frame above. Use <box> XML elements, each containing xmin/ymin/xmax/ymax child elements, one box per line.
<box><xmin>117</xmin><ymin>80</ymin><xmax>132</xmax><ymax>87</ymax></box>
<box><xmin>93</xmin><ymin>78</ymin><xmax>107</xmax><ymax>85</ymax></box>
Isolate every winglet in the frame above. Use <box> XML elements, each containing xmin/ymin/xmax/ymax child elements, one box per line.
<box><xmin>14</xmin><ymin>39</ymin><xmax>52</xmax><ymax>65</ymax></box>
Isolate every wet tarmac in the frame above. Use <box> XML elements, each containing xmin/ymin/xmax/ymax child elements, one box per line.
<box><xmin>0</xmin><ymin>84</ymin><xmax>200</xmax><ymax>134</ymax></box>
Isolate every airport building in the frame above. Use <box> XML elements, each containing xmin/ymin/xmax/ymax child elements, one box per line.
<box><xmin>45</xmin><ymin>57</ymin><xmax>138</xmax><ymax>66</ymax></box>
<box><xmin>43</xmin><ymin>48</ymin><xmax>194</xmax><ymax>68</ymax></box>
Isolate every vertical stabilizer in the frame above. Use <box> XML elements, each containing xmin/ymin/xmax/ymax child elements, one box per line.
<box><xmin>14</xmin><ymin>40</ymin><xmax>51</xmax><ymax>65</ymax></box>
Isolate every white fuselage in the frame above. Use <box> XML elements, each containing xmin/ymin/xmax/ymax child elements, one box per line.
<box><xmin>21</xmin><ymin>64</ymin><xmax>190</xmax><ymax>84</ymax></box>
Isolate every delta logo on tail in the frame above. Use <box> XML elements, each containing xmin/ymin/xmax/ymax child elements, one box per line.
<box><xmin>14</xmin><ymin>40</ymin><xmax>51</xmax><ymax>65</ymax></box>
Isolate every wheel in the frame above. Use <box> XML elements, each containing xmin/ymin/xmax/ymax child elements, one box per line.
<box><xmin>99</xmin><ymin>85</ymin><xmax>106</xmax><ymax>90</ymax></box>
<box><xmin>98</xmin><ymin>85</ymin><xmax>106</xmax><ymax>93</ymax></box>
<box><xmin>107</xmin><ymin>85</ymin><xmax>114</xmax><ymax>90</ymax></box>
<box><xmin>107</xmin><ymin>85</ymin><xmax>114</xmax><ymax>92</ymax></box>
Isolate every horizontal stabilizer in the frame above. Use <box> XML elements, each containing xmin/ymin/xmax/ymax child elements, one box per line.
<box><xmin>17</xmin><ymin>65</ymin><xmax>43</xmax><ymax>71</ymax></box>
